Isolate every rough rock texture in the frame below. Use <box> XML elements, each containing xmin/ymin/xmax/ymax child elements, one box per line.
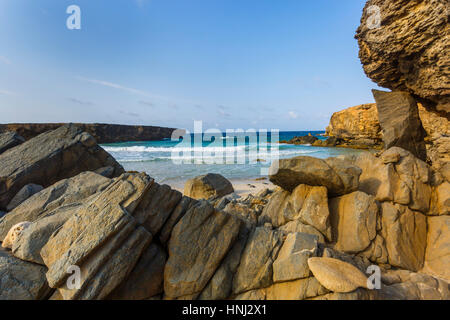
<box><xmin>430</xmin><ymin>182</ymin><xmax>450</xmax><ymax>216</ymax></box>
<box><xmin>0</xmin><ymin>131</ymin><xmax>24</xmax><ymax>154</ymax></box>
<box><xmin>269</xmin><ymin>156</ymin><xmax>362</xmax><ymax>196</ymax></box>
<box><xmin>164</xmin><ymin>201</ymin><xmax>242</xmax><ymax>299</ymax></box>
<box><xmin>308</xmin><ymin>257</ymin><xmax>368</xmax><ymax>293</ymax></box>
<box><xmin>423</xmin><ymin>216</ymin><xmax>449</xmax><ymax>281</ymax></box>
<box><xmin>0</xmin><ymin>171</ymin><xmax>112</xmax><ymax>240</ymax></box>
<box><xmin>0</xmin><ymin>248</ymin><xmax>52</xmax><ymax>300</ymax></box>
<box><xmin>0</xmin><ymin>124</ymin><xmax>124</xmax><ymax>210</ymax></box>
<box><xmin>0</xmin><ymin>123</ymin><xmax>178</xmax><ymax>144</ymax></box>
<box><xmin>1</xmin><ymin>222</ymin><xmax>31</xmax><ymax>249</ymax></box>
<box><xmin>381</xmin><ymin>202</ymin><xmax>427</xmax><ymax>271</ymax></box>
<box><xmin>326</xmin><ymin>103</ymin><xmax>382</xmax><ymax>148</ymax></box>
<box><xmin>6</xmin><ymin>184</ymin><xmax>43</xmax><ymax>211</ymax></box>
<box><xmin>356</xmin><ymin>0</ymin><xmax>450</xmax><ymax>114</ymax></box>
<box><xmin>372</xmin><ymin>90</ymin><xmax>427</xmax><ymax>160</ymax></box>
<box><xmin>281</xmin><ymin>135</ymin><xmax>319</xmax><ymax>145</ymax></box>
<box><xmin>329</xmin><ymin>191</ymin><xmax>378</xmax><ymax>253</ymax></box>
<box><xmin>184</xmin><ymin>173</ymin><xmax>234</xmax><ymax>200</ymax></box>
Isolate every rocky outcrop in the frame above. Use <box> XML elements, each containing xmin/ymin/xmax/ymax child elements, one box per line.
<box><xmin>0</xmin><ymin>124</ymin><xmax>123</xmax><ymax>210</ymax></box>
<box><xmin>0</xmin><ymin>123</ymin><xmax>178</xmax><ymax>144</ymax></box>
<box><xmin>6</xmin><ymin>184</ymin><xmax>43</xmax><ymax>211</ymax></box>
<box><xmin>281</xmin><ymin>135</ymin><xmax>319</xmax><ymax>145</ymax></box>
<box><xmin>184</xmin><ymin>173</ymin><xmax>234</xmax><ymax>200</ymax></box>
<box><xmin>372</xmin><ymin>90</ymin><xmax>427</xmax><ymax>160</ymax></box>
<box><xmin>0</xmin><ymin>132</ymin><xmax>24</xmax><ymax>155</ymax></box>
<box><xmin>356</xmin><ymin>0</ymin><xmax>449</xmax><ymax>115</ymax></box>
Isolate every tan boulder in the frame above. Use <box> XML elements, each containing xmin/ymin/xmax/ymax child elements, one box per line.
<box><xmin>381</xmin><ymin>202</ymin><xmax>427</xmax><ymax>271</ymax></box>
<box><xmin>429</xmin><ymin>182</ymin><xmax>450</xmax><ymax>216</ymax></box>
<box><xmin>422</xmin><ymin>216</ymin><xmax>450</xmax><ymax>281</ymax></box>
<box><xmin>184</xmin><ymin>173</ymin><xmax>234</xmax><ymax>200</ymax></box>
<box><xmin>329</xmin><ymin>191</ymin><xmax>378</xmax><ymax>253</ymax></box>
<box><xmin>164</xmin><ymin>201</ymin><xmax>242</xmax><ymax>299</ymax></box>
<box><xmin>265</xmin><ymin>277</ymin><xmax>329</xmax><ymax>300</ymax></box>
<box><xmin>308</xmin><ymin>257</ymin><xmax>368</xmax><ymax>293</ymax></box>
<box><xmin>1</xmin><ymin>222</ymin><xmax>31</xmax><ymax>249</ymax></box>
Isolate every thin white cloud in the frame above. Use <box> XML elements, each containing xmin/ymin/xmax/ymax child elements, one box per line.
<box><xmin>288</xmin><ymin>111</ymin><xmax>299</xmax><ymax>119</ymax></box>
<box><xmin>0</xmin><ymin>56</ymin><xmax>11</xmax><ymax>65</ymax></box>
<box><xmin>0</xmin><ymin>89</ymin><xmax>15</xmax><ymax>95</ymax></box>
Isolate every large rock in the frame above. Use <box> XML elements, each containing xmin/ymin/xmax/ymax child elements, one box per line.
<box><xmin>0</xmin><ymin>124</ymin><xmax>124</xmax><ymax>210</ymax></box>
<box><xmin>0</xmin><ymin>171</ymin><xmax>112</xmax><ymax>240</ymax></box>
<box><xmin>326</xmin><ymin>103</ymin><xmax>382</xmax><ymax>148</ymax></box>
<box><xmin>269</xmin><ymin>156</ymin><xmax>361</xmax><ymax>196</ymax></box>
<box><xmin>265</xmin><ymin>277</ymin><xmax>328</xmax><ymax>300</ymax></box>
<box><xmin>107</xmin><ymin>243</ymin><xmax>167</xmax><ymax>300</ymax></box>
<box><xmin>381</xmin><ymin>202</ymin><xmax>427</xmax><ymax>271</ymax></box>
<box><xmin>423</xmin><ymin>216</ymin><xmax>450</xmax><ymax>281</ymax></box>
<box><xmin>259</xmin><ymin>184</ymin><xmax>331</xmax><ymax>241</ymax></box>
<box><xmin>40</xmin><ymin>173</ymin><xmax>153</xmax><ymax>300</ymax></box>
<box><xmin>6</xmin><ymin>184</ymin><xmax>43</xmax><ymax>211</ymax></box>
<box><xmin>184</xmin><ymin>173</ymin><xmax>234</xmax><ymax>200</ymax></box>
<box><xmin>329</xmin><ymin>191</ymin><xmax>378</xmax><ymax>253</ymax></box>
<box><xmin>0</xmin><ymin>131</ymin><xmax>24</xmax><ymax>154</ymax></box>
<box><xmin>356</xmin><ymin>0</ymin><xmax>449</xmax><ymax>114</ymax></box>
<box><xmin>308</xmin><ymin>257</ymin><xmax>368</xmax><ymax>293</ymax></box>
<box><xmin>0</xmin><ymin>248</ymin><xmax>52</xmax><ymax>300</ymax></box>
<box><xmin>372</xmin><ymin>90</ymin><xmax>427</xmax><ymax>160</ymax></box>
<box><xmin>232</xmin><ymin>227</ymin><xmax>284</xmax><ymax>295</ymax></box>
<box><xmin>164</xmin><ymin>201</ymin><xmax>242</xmax><ymax>299</ymax></box>
<box><xmin>430</xmin><ymin>182</ymin><xmax>450</xmax><ymax>216</ymax></box>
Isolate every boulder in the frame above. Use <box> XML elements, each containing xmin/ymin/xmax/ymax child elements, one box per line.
<box><xmin>1</xmin><ymin>222</ymin><xmax>31</xmax><ymax>249</ymax></box>
<box><xmin>232</xmin><ymin>227</ymin><xmax>284</xmax><ymax>295</ymax></box>
<box><xmin>381</xmin><ymin>202</ymin><xmax>427</xmax><ymax>271</ymax></box>
<box><xmin>372</xmin><ymin>90</ymin><xmax>427</xmax><ymax>161</ymax></box>
<box><xmin>282</xmin><ymin>135</ymin><xmax>318</xmax><ymax>145</ymax></box>
<box><xmin>0</xmin><ymin>124</ymin><xmax>124</xmax><ymax>210</ymax></box>
<box><xmin>184</xmin><ymin>173</ymin><xmax>234</xmax><ymax>200</ymax></box>
<box><xmin>0</xmin><ymin>248</ymin><xmax>52</xmax><ymax>300</ymax></box>
<box><xmin>356</xmin><ymin>0</ymin><xmax>449</xmax><ymax>114</ymax></box>
<box><xmin>329</xmin><ymin>191</ymin><xmax>378</xmax><ymax>253</ymax></box>
<box><xmin>164</xmin><ymin>201</ymin><xmax>242</xmax><ymax>299</ymax></box>
<box><xmin>269</xmin><ymin>156</ymin><xmax>361</xmax><ymax>196</ymax></box>
<box><xmin>40</xmin><ymin>173</ymin><xmax>154</xmax><ymax>300</ymax></box>
<box><xmin>0</xmin><ymin>131</ymin><xmax>25</xmax><ymax>154</ymax></box>
<box><xmin>265</xmin><ymin>277</ymin><xmax>329</xmax><ymax>300</ymax></box>
<box><xmin>0</xmin><ymin>171</ymin><xmax>112</xmax><ymax>240</ymax></box>
<box><xmin>6</xmin><ymin>184</ymin><xmax>43</xmax><ymax>211</ymax></box>
<box><xmin>423</xmin><ymin>216</ymin><xmax>450</xmax><ymax>281</ymax></box>
<box><xmin>108</xmin><ymin>244</ymin><xmax>167</xmax><ymax>300</ymax></box>
<box><xmin>430</xmin><ymin>182</ymin><xmax>450</xmax><ymax>216</ymax></box>
<box><xmin>308</xmin><ymin>257</ymin><xmax>368</xmax><ymax>293</ymax></box>
<box><xmin>272</xmin><ymin>232</ymin><xmax>318</xmax><ymax>283</ymax></box>
<box><xmin>259</xmin><ymin>184</ymin><xmax>331</xmax><ymax>241</ymax></box>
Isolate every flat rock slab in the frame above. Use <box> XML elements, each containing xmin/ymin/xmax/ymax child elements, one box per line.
<box><xmin>0</xmin><ymin>131</ymin><xmax>25</xmax><ymax>155</ymax></box>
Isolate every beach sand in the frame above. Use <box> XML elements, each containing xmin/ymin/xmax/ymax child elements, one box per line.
<box><xmin>168</xmin><ymin>177</ymin><xmax>275</xmax><ymax>198</ymax></box>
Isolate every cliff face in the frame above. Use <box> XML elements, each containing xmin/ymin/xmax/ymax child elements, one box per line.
<box><xmin>0</xmin><ymin>123</ymin><xmax>177</xmax><ymax>144</ymax></box>
<box><xmin>355</xmin><ymin>0</ymin><xmax>449</xmax><ymax>115</ymax></box>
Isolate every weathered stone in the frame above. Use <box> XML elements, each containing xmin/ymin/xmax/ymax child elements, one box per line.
<box><xmin>12</xmin><ymin>203</ymin><xmax>82</xmax><ymax>264</ymax></box>
<box><xmin>259</xmin><ymin>184</ymin><xmax>331</xmax><ymax>241</ymax></box>
<box><xmin>108</xmin><ymin>243</ymin><xmax>166</xmax><ymax>300</ymax></box>
<box><xmin>269</xmin><ymin>156</ymin><xmax>361</xmax><ymax>196</ymax></box>
<box><xmin>184</xmin><ymin>173</ymin><xmax>234</xmax><ymax>200</ymax></box>
<box><xmin>273</xmin><ymin>233</ymin><xmax>318</xmax><ymax>283</ymax></box>
<box><xmin>159</xmin><ymin>196</ymin><xmax>197</xmax><ymax>244</ymax></box>
<box><xmin>0</xmin><ymin>124</ymin><xmax>124</xmax><ymax>210</ymax></box>
<box><xmin>1</xmin><ymin>222</ymin><xmax>31</xmax><ymax>249</ymax></box>
<box><xmin>164</xmin><ymin>201</ymin><xmax>242</xmax><ymax>299</ymax></box>
<box><xmin>0</xmin><ymin>248</ymin><xmax>52</xmax><ymax>300</ymax></box>
<box><xmin>322</xmin><ymin>248</ymin><xmax>372</xmax><ymax>273</ymax></box>
<box><xmin>233</xmin><ymin>227</ymin><xmax>284</xmax><ymax>294</ymax></box>
<box><xmin>0</xmin><ymin>171</ymin><xmax>112</xmax><ymax>240</ymax></box>
<box><xmin>6</xmin><ymin>184</ymin><xmax>44</xmax><ymax>212</ymax></box>
<box><xmin>279</xmin><ymin>220</ymin><xmax>325</xmax><ymax>243</ymax></box>
<box><xmin>423</xmin><ymin>216</ymin><xmax>450</xmax><ymax>281</ymax></box>
<box><xmin>308</xmin><ymin>257</ymin><xmax>368</xmax><ymax>293</ymax></box>
<box><xmin>0</xmin><ymin>131</ymin><xmax>25</xmax><ymax>155</ymax></box>
<box><xmin>381</xmin><ymin>202</ymin><xmax>427</xmax><ymax>271</ymax></box>
<box><xmin>360</xmin><ymin>235</ymin><xmax>389</xmax><ymax>265</ymax></box>
<box><xmin>429</xmin><ymin>182</ymin><xmax>450</xmax><ymax>216</ymax></box>
<box><xmin>329</xmin><ymin>191</ymin><xmax>378</xmax><ymax>253</ymax></box>
<box><xmin>372</xmin><ymin>90</ymin><xmax>427</xmax><ymax>160</ymax></box>
<box><xmin>265</xmin><ymin>277</ymin><xmax>329</xmax><ymax>300</ymax></box>
<box><xmin>356</xmin><ymin>0</ymin><xmax>449</xmax><ymax>114</ymax></box>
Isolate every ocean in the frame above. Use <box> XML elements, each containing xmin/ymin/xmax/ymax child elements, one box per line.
<box><xmin>102</xmin><ymin>131</ymin><xmax>364</xmax><ymax>185</ymax></box>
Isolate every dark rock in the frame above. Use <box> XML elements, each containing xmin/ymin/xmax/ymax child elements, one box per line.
<box><xmin>0</xmin><ymin>131</ymin><xmax>25</xmax><ymax>154</ymax></box>
<box><xmin>184</xmin><ymin>173</ymin><xmax>234</xmax><ymax>200</ymax></box>
<box><xmin>372</xmin><ymin>90</ymin><xmax>427</xmax><ymax>160</ymax></box>
<box><xmin>283</xmin><ymin>135</ymin><xmax>318</xmax><ymax>145</ymax></box>
<box><xmin>0</xmin><ymin>124</ymin><xmax>124</xmax><ymax>210</ymax></box>
<box><xmin>6</xmin><ymin>184</ymin><xmax>43</xmax><ymax>211</ymax></box>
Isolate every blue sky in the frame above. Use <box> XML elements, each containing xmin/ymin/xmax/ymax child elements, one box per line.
<box><xmin>0</xmin><ymin>0</ymin><xmax>379</xmax><ymax>131</ymax></box>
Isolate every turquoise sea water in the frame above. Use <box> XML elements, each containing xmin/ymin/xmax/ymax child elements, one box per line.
<box><xmin>102</xmin><ymin>131</ymin><xmax>365</xmax><ymax>185</ymax></box>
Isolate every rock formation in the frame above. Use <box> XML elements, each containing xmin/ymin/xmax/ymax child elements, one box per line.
<box><xmin>0</xmin><ymin>132</ymin><xmax>24</xmax><ymax>155</ymax></box>
<box><xmin>355</xmin><ymin>0</ymin><xmax>449</xmax><ymax>115</ymax></box>
<box><xmin>0</xmin><ymin>123</ymin><xmax>178</xmax><ymax>144</ymax></box>
<box><xmin>184</xmin><ymin>173</ymin><xmax>234</xmax><ymax>200</ymax></box>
